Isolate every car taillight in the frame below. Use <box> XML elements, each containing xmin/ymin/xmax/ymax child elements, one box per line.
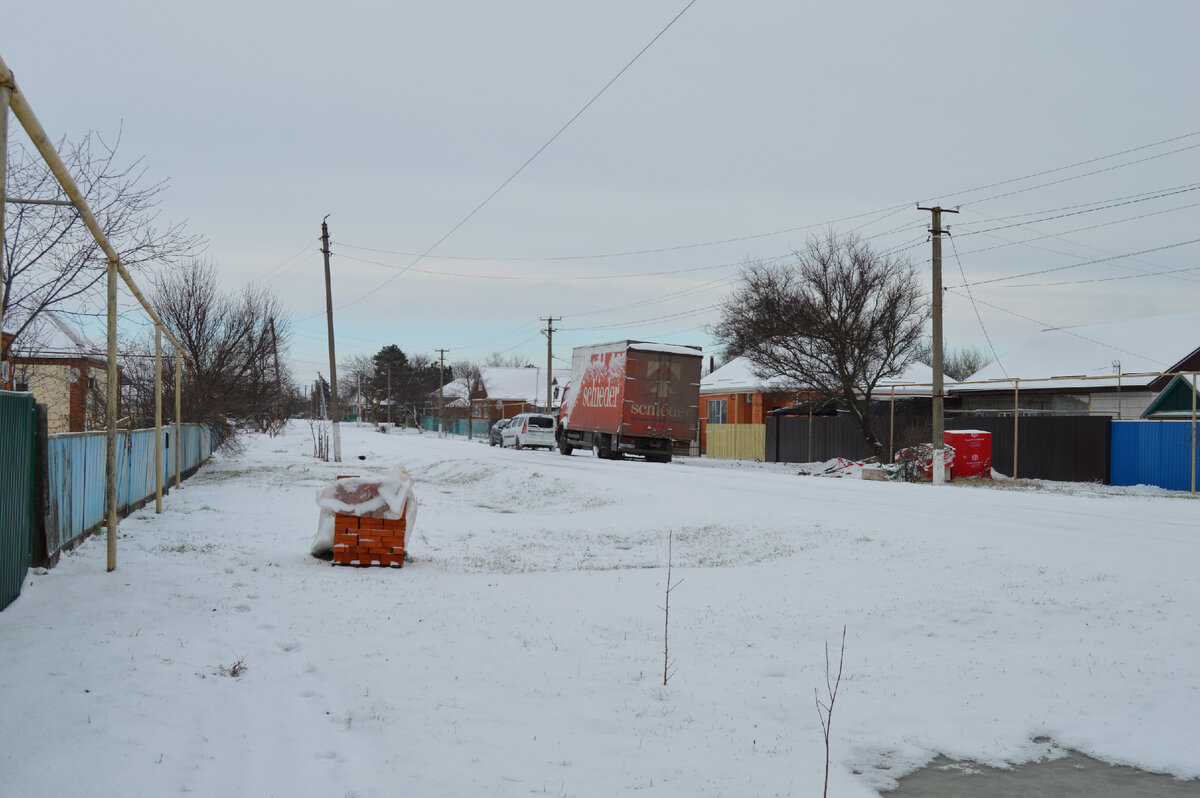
<box><xmin>522</xmin><ymin>423</ymin><xmax>528</xmax><ymax>433</ymax></box>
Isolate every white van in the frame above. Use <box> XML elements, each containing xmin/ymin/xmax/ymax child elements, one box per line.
<box><xmin>501</xmin><ymin>413</ymin><xmax>557</xmax><ymax>450</ymax></box>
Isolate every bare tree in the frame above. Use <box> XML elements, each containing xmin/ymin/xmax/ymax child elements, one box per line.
<box><xmin>485</xmin><ymin>352</ymin><xmax>533</xmax><ymax>368</ymax></box>
<box><xmin>714</xmin><ymin>231</ymin><xmax>928</xmax><ymax>460</ymax></box>
<box><xmin>913</xmin><ymin>339</ymin><xmax>992</xmax><ymax>381</ymax></box>
<box><xmin>120</xmin><ymin>260</ymin><xmax>291</xmax><ymax>446</ymax></box>
<box><xmin>340</xmin><ymin>353</ymin><xmax>376</xmax><ymax>421</ymax></box>
<box><xmin>1</xmin><ymin>130</ymin><xmax>203</xmax><ymax>361</ymax></box>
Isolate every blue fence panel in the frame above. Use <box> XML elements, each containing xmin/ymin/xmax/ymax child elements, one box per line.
<box><xmin>1111</xmin><ymin>420</ymin><xmax>1199</xmax><ymax>491</ymax></box>
<box><xmin>44</xmin><ymin>424</ymin><xmax>213</xmax><ymax>555</ymax></box>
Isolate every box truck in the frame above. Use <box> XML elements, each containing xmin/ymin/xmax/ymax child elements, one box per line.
<box><xmin>556</xmin><ymin>341</ymin><xmax>702</xmax><ymax>462</ymax></box>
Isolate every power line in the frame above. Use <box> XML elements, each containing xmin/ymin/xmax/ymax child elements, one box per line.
<box><xmin>941</xmin><ymin>288</ymin><xmax>1167</xmax><ymax>367</ymax></box>
<box><xmin>1007</xmin><ymin>260</ymin><xmax>1200</xmax><ymax>288</ymax></box>
<box><xmin>947</xmin><ymin>234</ymin><xmax>1010</xmax><ymax>382</ymax></box>
<box><xmin>949</xmin><ymin>201</ymin><xmax>1200</xmax><ymax>285</ymax></box>
<box><xmin>329</xmin><ymin>202</ymin><xmax>914</xmax><ymax>263</ymax></box>
<box><xmin>951</xmin><ymin>183</ymin><xmax>1200</xmax><ymax>238</ymax></box>
<box><xmin>334</xmin><ymin>250</ymin><xmax>748</xmax><ymax>282</ymax></box>
<box><xmin>929</xmin><ymin>128</ymin><xmax>1200</xmax><ymax>205</ymax></box>
<box><xmin>331</xmin><ymin>0</ymin><xmax>697</xmax><ymax>313</ymax></box>
<box><xmin>947</xmin><ymin>237</ymin><xmax>1200</xmax><ymax>289</ymax></box>
<box><xmin>953</xmin><ymin>181</ymin><xmax>1200</xmax><ymax>226</ymax></box>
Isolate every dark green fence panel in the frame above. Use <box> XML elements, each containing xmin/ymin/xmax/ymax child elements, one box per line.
<box><xmin>1</xmin><ymin>391</ymin><xmax>36</xmax><ymax>611</ymax></box>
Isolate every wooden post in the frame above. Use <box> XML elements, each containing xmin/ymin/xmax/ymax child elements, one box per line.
<box><xmin>320</xmin><ymin>218</ymin><xmax>341</xmax><ymax>462</ymax></box>
<box><xmin>106</xmin><ymin>258</ymin><xmax>118</xmax><ymax>571</ymax></box>
<box><xmin>175</xmin><ymin>351</ymin><xmax>182</xmax><ymax>488</ymax></box>
<box><xmin>807</xmin><ymin>401</ymin><xmax>813</xmax><ymax>463</ymax></box>
<box><xmin>1192</xmin><ymin>372</ymin><xmax>1197</xmax><ymax>494</ymax></box>
<box><xmin>154</xmin><ymin>325</ymin><xmax>163</xmax><ymax>513</ymax></box>
<box><xmin>1012</xmin><ymin>379</ymin><xmax>1020</xmax><ymax>480</ymax></box>
<box><xmin>889</xmin><ymin>385</ymin><xmax>896</xmax><ymax>462</ymax></box>
<box><xmin>0</xmin><ymin>79</ymin><xmax>9</xmax><ymax>343</ymax></box>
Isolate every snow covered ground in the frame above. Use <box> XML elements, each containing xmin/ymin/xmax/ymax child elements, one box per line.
<box><xmin>2</xmin><ymin>422</ymin><xmax>1197</xmax><ymax>797</ymax></box>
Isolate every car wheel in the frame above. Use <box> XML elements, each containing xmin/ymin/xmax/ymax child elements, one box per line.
<box><xmin>514</xmin><ymin>438</ymin><xmax>523</xmax><ymax>450</ymax></box>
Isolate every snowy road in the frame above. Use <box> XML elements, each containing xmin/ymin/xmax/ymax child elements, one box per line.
<box><xmin>1</xmin><ymin>423</ymin><xmax>1197</xmax><ymax>797</ymax></box>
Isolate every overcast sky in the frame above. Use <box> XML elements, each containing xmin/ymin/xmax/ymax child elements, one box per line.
<box><xmin>5</xmin><ymin>2</ymin><xmax>1199</xmax><ymax>383</ymax></box>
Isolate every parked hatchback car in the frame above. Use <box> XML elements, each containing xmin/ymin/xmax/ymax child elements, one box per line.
<box><xmin>488</xmin><ymin>418</ymin><xmax>512</xmax><ymax>446</ymax></box>
<box><xmin>501</xmin><ymin>413</ymin><xmax>557</xmax><ymax>450</ymax></box>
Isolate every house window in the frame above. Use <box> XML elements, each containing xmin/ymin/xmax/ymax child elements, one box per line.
<box><xmin>707</xmin><ymin>398</ymin><xmax>728</xmax><ymax>425</ymax></box>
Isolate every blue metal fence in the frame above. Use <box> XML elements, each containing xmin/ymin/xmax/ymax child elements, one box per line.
<box><xmin>1</xmin><ymin>392</ymin><xmax>36</xmax><ymax>611</ymax></box>
<box><xmin>44</xmin><ymin>424</ymin><xmax>213</xmax><ymax>557</ymax></box>
<box><xmin>419</xmin><ymin>416</ymin><xmax>490</xmax><ymax>438</ymax></box>
<box><xmin>1110</xmin><ymin>420</ymin><xmax>1199</xmax><ymax>492</ymax></box>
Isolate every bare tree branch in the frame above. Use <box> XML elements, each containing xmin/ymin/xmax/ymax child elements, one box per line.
<box><xmin>713</xmin><ymin>230</ymin><xmax>928</xmax><ymax>460</ymax></box>
<box><xmin>2</xmin><ymin>129</ymin><xmax>204</xmax><ymax>360</ymax></box>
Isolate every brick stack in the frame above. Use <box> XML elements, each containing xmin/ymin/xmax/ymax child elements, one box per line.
<box><xmin>330</xmin><ymin>476</ymin><xmax>407</xmax><ymax>568</ymax></box>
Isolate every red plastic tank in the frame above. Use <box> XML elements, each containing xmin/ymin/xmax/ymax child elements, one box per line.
<box><xmin>944</xmin><ymin>430</ymin><xmax>992</xmax><ymax>478</ymax></box>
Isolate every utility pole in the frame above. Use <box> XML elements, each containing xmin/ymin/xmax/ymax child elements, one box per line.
<box><xmin>269</xmin><ymin>316</ymin><xmax>283</xmax><ymax>423</ymax></box>
<box><xmin>541</xmin><ymin>316</ymin><xmax>560</xmax><ymax>413</ymax></box>
<box><xmin>387</xmin><ymin>364</ymin><xmax>392</xmax><ymax>426</ymax></box>
<box><xmin>436</xmin><ymin>348</ymin><xmax>448</xmax><ymax>436</ymax></box>
<box><xmin>918</xmin><ymin>204</ymin><xmax>958</xmax><ymax>486</ymax></box>
<box><xmin>320</xmin><ymin>216</ymin><xmax>342</xmax><ymax>462</ymax></box>
<box><xmin>0</xmin><ymin>78</ymin><xmax>9</xmax><ymax>344</ymax></box>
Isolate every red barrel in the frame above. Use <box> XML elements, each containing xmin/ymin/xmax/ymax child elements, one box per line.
<box><xmin>945</xmin><ymin>430</ymin><xmax>991</xmax><ymax>478</ymax></box>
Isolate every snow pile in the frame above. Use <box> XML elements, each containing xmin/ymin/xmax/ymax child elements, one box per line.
<box><xmin>797</xmin><ymin>457</ymin><xmax>871</xmax><ymax>478</ymax></box>
<box><xmin>310</xmin><ymin>464</ymin><xmax>417</xmax><ymax>555</ymax></box>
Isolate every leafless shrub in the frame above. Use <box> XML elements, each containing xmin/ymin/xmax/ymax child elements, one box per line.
<box><xmin>662</xmin><ymin>530</ymin><xmax>684</xmax><ymax>685</ymax></box>
<box><xmin>815</xmin><ymin>626</ymin><xmax>846</xmax><ymax>798</ymax></box>
<box><xmin>220</xmin><ymin>657</ymin><xmax>247</xmax><ymax>678</ymax></box>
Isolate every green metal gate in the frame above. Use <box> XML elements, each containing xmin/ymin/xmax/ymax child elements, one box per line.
<box><xmin>1</xmin><ymin>391</ymin><xmax>37</xmax><ymax>611</ymax></box>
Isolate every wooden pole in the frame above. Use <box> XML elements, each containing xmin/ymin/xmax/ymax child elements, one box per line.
<box><xmin>1012</xmin><ymin>379</ymin><xmax>1020</xmax><ymax>480</ymax></box>
<box><xmin>320</xmin><ymin>217</ymin><xmax>341</xmax><ymax>462</ymax></box>
<box><xmin>174</xmin><ymin>351</ymin><xmax>182</xmax><ymax>489</ymax></box>
<box><xmin>889</xmin><ymin>385</ymin><xmax>895</xmax><ymax>462</ymax></box>
<box><xmin>0</xmin><ymin>80</ymin><xmax>9</xmax><ymax>345</ymax></box>
<box><xmin>1191</xmin><ymin>372</ymin><xmax>1196</xmax><ymax>494</ymax></box>
<box><xmin>154</xmin><ymin>325</ymin><xmax>163</xmax><ymax>513</ymax></box>
<box><xmin>807</xmin><ymin>401</ymin><xmax>813</xmax><ymax>463</ymax></box>
<box><xmin>919</xmin><ymin>204</ymin><xmax>957</xmax><ymax>486</ymax></box>
<box><xmin>106</xmin><ymin>258</ymin><xmax>118</xmax><ymax>571</ymax></box>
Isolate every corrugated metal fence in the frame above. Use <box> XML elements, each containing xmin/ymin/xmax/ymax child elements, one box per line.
<box><xmin>1</xmin><ymin>392</ymin><xmax>37</xmax><ymax>611</ymax></box>
<box><xmin>762</xmin><ymin>412</ymin><xmax>1198</xmax><ymax>489</ymax></box>
<box><xmin>44</xmin><ymin>425</ymin><xmax>213</xmax><ymax>557</ymax></box>
<box><xmin>706</xmin><ymin>423</ymin><xmax>766</xmax><ymax>461</ymax></box>
<box><xmin>1111</xmin><ymin>420</ymin><xmax>1199</xmax><ymax>491</ymax></box>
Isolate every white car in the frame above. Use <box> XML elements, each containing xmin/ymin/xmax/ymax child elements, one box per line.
<box><xmin>501</xmin><ymin>413</ymin><xmax>557</xmax><ymax>450</ymax></box>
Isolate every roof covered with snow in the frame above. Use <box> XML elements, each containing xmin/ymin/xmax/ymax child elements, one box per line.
<box><xmin>10</xmin><ymin>312</ymin><xmax>104</xmax><ymax>359</ymax></box>
<box><xmin>701</xmin><ymin>356</ymin><xmax>951</xmax><ymax>397</ymax></box>
<box><xmin>441</xmin><ymin>366</ymin><xmax>571</xmax><ymax>406</ymax></box>
<box><xmin>959</xmin><ymin>311</ymin><xmax>1200</xmax><ymax>392</ymax></box>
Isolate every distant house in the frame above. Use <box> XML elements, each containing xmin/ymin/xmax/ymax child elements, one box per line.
<box><xmin>2</xmin><ymin>313</ymin><xmax>113</xmax><ymax>434</ymax></box>
<box><xmin>438</xmin><ymin>366</ymin><xmax>571</xmax><ymax>424</ymax></box>
<box><xmin>954</xmin><ymin>311</ymin><xmax>1200</xmax><ymax>418</ymax></box>
<box><xmin>1</xmin><ymin>330</ymin><xmax>12</xmax><ymax>390</ymax></box>
<box><xmin>1141</xmin><ymin>374</ymin><xmax>1200</xmax><ymax>420</ymax></box>
<box><xmin>699</xmin><ymin>356</ymin><xmax>947</xmax><ymax>452</ymax></box>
